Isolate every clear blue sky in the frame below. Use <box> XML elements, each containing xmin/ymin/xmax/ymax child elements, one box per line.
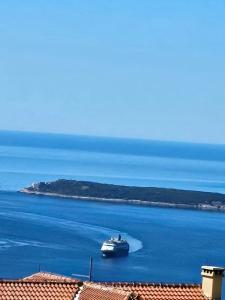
<box><xmin>0</xmin><ymin>0</ymin><xmax>224</xmax><ymax>144</ymax></box>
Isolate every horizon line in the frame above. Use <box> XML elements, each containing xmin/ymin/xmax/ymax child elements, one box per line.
<box><xmin>0</xmin><ymin>128</ymin><xmax>225</xmax><ymax>148</ymax></box>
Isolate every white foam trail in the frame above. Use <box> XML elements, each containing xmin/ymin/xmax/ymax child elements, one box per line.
<box><xmin>0</xmin><ymin>211</ymin><xmax>143</xmax><ymax>253</ymax></box>
<box><xmin>0</xmin><ymin>238</ymin><xmax>68</xmax><ymax>251</ymax></box>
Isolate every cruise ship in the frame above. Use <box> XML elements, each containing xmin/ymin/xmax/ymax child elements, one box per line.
<box><xmin>101</xmin><ymin>235</ymin><xmax>129</xmax><ymax>257</ymax></box>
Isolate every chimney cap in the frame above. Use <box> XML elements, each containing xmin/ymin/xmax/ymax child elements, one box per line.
<box><xmin>202</xmin><ymin>266</ymin><xmax>225</xmax><ymax>272</ymax></box>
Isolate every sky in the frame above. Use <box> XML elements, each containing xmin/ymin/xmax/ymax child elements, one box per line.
<box><xmin>0</xmin><ymin>0</ymin><xmax>225</xmax><ymax>144</ymax></box>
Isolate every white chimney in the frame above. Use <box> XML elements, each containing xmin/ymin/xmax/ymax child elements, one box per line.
<box><xmin>201</xmin><ymin>266</ymin><xmax>224</xmax><ymax>300</ymax></box>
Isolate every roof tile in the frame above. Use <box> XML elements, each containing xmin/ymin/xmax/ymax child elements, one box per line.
<box><xmin>99</xmin><ymin>282</ymin><xmax>206</xmax><ymax>300</ymax></box>
<box><xmin>0</xmin><ymin>272</ymin><xmax>207</xmax><ymax>300</ymax></box>
<box><xmin>79</xmin><ymin>282</ymin><xmax>136</xmax><ymax>300</ymax></box>
<box><xmin>23</xmin><ymin>272</ymin><xmax>79</xmax><ymax>283</ymax></box>
<box><xmin>0</xmin><ymin>280</ymin><xmax>80</xmax><ymax>300</ymax></box>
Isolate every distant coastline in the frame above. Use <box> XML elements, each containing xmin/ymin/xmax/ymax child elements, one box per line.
<box><xmin>20</xmin><ymin>179</ymin><xmax>225</xmax><ymax>212</ymax></box>
<box><xmin>21</xmin><ymin>188</ymin><xmax>225</xmax><ymax>212</ymax></box>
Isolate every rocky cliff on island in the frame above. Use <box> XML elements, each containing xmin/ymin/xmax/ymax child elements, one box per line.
<box><xmin>20</xmin><ymin>179</ymin><xmax>225</xmax><ymax>212</ymax></box>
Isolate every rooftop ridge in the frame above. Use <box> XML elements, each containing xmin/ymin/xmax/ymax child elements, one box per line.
<box><xmin>98</xmin><ymin>281</ymin><xmax>201</xmax><ymax>288</ymax></box>
<box><xmin>84</xmin><ymin>282</ymin><xmax>133</xmax><ymax>295</ymax></box>
<box><xmin>23</xmin><ymin>271</ymin><xmax>75</xmax><ymax>277</ymax></box>
<box><xmin>80</xmin><ymin>282</ymin><xmax>137</xmax><ymax>300</ymax></box>
<box><xmin>22</xmin><ymin>271</ymin><xmax>80</xmax><ymax>283</ymax></box>
<box><xmin>0</xmin><ymin>279</ymin><xmax>82</xmax><ymax>285</ymax></box>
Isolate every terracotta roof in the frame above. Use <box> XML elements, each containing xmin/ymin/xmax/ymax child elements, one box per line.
<box><xmin>23</xmin><ymin>271</ymin><xmax>80</xmax><ymax>283</ymax></box>
<box><xmin>0</xmin><ymin>280</ymin><xmax>80</xmax><ymax>300</ymax></box>
<box><xmin>99</xmin><ymin>282</ymin><xmax>206</xmax><ymax>300</ymax></box>
<box><xmin>79</xmin><ymin>282</ymin><xmax>137</xmax><ymax>300</ymax></box>
<box><xmin>0</xmin><ymin>272</ymin><xmax>207</xmax><ymax>300</ymax></box>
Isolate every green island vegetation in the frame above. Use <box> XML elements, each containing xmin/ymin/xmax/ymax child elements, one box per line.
<box><xmin>21</xmin><ymin>179</ymin><xmax>225</xmax><ymax>211</ymax></box>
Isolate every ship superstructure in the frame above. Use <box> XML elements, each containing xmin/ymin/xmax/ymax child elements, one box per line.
<box><xmin>101</xmin><ymin>235</ymin><xmax>129</xmax><ymax>257</ymax></box>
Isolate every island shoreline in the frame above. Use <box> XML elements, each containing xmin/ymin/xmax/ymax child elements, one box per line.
<box><xmin>20</xmin><ymin>188</ymin><xmax>225</xmax><ymax>213</ymax></box>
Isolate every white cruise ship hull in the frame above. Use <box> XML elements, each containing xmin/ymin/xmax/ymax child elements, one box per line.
<box><xmin>101</xmin><ymin>243</ymin><xmax>129</xmax><ymax>257</ymax></box>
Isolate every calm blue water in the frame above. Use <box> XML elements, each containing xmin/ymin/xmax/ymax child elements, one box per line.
<box><xmin>1</xmin><ymin>131</ymin><xmax>225</xmax><ymax>193</ymax></box>
<box><xmin>0</xmin><ymin>130</ymin><xmax>225</xmax><ymax>287</ymax></box>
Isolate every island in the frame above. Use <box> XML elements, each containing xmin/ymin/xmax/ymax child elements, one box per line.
<box><xmin>20</xmin><ymin>179</ymin><xmax>225</xmax><ymax>212</ymax></box>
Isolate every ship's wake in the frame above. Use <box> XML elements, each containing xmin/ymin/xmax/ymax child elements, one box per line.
<box><xmin>0</xmin><ymin>211</ymin><xmax>143</xmax><ymax>253</ymax></box>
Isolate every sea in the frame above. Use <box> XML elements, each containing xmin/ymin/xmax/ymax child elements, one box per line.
<box><xmin>1</xmin><ymin>130</ymin><xmax>225</xmax><ymax>287</ymax></box>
